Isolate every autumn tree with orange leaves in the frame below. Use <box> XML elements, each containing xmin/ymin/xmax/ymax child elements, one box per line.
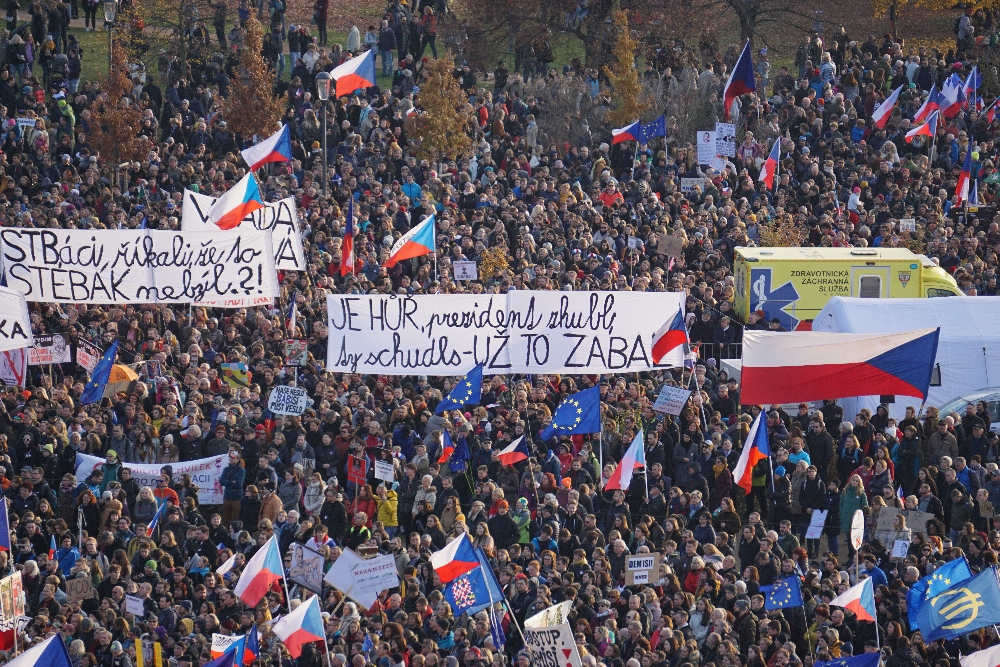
<box><xmin>87</xmin><ymin>42</ymin><xmax>150</xmax><ymax>166</ymax></box>
<box><xmin>224</xmin><ymin>17</ymin><xmax>287</xmax><ymax>143</ymax></box>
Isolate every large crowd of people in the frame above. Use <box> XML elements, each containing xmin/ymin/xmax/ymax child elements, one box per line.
<box><xmin>0</xmin><ymin>5</ymin><xmax>998</xmax><ymax>667</ymax></box>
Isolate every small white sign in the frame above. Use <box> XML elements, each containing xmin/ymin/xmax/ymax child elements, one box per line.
<box><xmin>805</xmin><ymin>509</ymin><xmax>828</xmax><ymax>539</ymax></box>
<box><xmin>680</xmin><ymin>178</ymin><xmax>702</xmax><ymax>193</ymax></box>
<box><xmin>453</xmin><ymin>260</ymin><xmax>478</xmax><ymax>281</ymax></box>
<box><xmin>898</xmin><ymin>218</ymin><xmax>916</xmax><ymax>232</ymax></box>
<box><xmin>374</xmin><ymin>459</ymin><xmax>395</xmax><ymax>483</ymax></box>
<box><xmin>652</xmin><ymin>385</ymin><xmax>692</xmax><ymax>415</ymax></box>
<box><xmin>697</xmin><ymin>131</ymin><xmax>717</xmax><ymax>165</ymax></box>
<box><xmin>851</xmin><ymin>509</ymin><xmax>865</xmax><ymax>550</ymax></box>
<box><xmin>631</xmin><ymin>571</ymin><xmax>649</xmax><ymax>584</ymax></box>
<box><xmin>715</xmin><ymin>122</ymin><xmax>737</xmax><ymax>157</ymax></box>
<box><xmin>267</xmin><ymin>385</ymin><xmax>310</xmax><ymax>416</ymax></box>
<box><xmin>125</xmin><ymin>594</ymin><xmax>145</xmax><ymax>616</ymax></box>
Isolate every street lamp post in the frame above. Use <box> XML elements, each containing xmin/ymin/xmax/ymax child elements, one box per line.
<box><xmin>103</xmin><ymin>0</ymin><xmax>117</xmax><ymax>76</ymax></box>
<box><xmin>315</xmin><ymin>71</ymin><xmax>332</xmax><ymax>197</ymax></box>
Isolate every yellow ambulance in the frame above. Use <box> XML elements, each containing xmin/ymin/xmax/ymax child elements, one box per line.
<box><xmin>733</xmin><ymin>247</ymin><xmax>962</xmax><ymax>330</ymax></box>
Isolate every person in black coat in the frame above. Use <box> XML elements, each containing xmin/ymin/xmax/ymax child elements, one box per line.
<box><xmin>487</xmin><ymin>501</ymin><xmax>520</xmax><ymax>549</ymax></box>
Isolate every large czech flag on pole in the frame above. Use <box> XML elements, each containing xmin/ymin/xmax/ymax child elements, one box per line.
<box><xmin>651</xmin><ymin>309</ymin><xmax>688</xmax><ymax>365</ymax></box>
<box><xmin>905</xmin><ymin>110</ymin><xmax>939</xmax><ymax>143</ymax></box>
<box><xmin>209</xmin><ymin>172</ymin><xmax>265</xmax><ymax>231</ymax></box>
<box><xmin>234</xmin><ymin>534</ymin><xmax>284</xmax><ymax>606</ymax></box>
<box><xmin>605</xmin><ymin>429</ymin><xmax>645</xmax><ymax>491</ymax></box>
<box><xmin>384</xmin><ymin>214</ymin><xmax>436</xmax><ymax>268</ymax></box>
<box><xmin>732</xmin><ymin>411</ymin><xmax>770</xmax><ymax>494</ymax></box>
<box><xmin>830</xmin><ymin>578</ymin><xmax>876</xmax><ymax>622</ymax></box>
<box><xmin>241</xmin><ymin>125</ymin><xmax>292</xmax><ymax>172</ymax></box>
<box><xmin>271</xmin><ymin>595</ymin><xmax>325</xmax><ymax>658</ymax></box>
<box><xmin>430</xmin><ymin>533</ymin><xmax>479</xmax><ymax>583</ymax></box>
<box><xmin>723</xmin><ymin>41</ymin><xmax>756</xmax><ymax>120</ymax></box>
<box><xmin>871</xmin><ymin>85</ymin><xmax>903</xmax><ymax>129</ymax></box>
<box><xmin>612</xmin><ymin>120</ymin><xmax>641</xmax><ymax>144</ymax></box>
<box><xmin>758</xmin><ymin>139</ymin><xmax>780</xmax><ymax>189</ymax></box>
<box><xmin>741</xmin><ymin>328</ymin><xmax>940</xmax><ymax>405</ymax></box>
<box><xmin>330</xmin><ymin>50</ymin><xmax>377</xmax><ymax>97</ymax></box>
<box><xmin>956</xmin><ymin>147</ymin><xmax>973</xmax><ymax>205</ymax></box>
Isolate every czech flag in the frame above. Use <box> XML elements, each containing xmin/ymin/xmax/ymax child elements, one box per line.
<box><xmin>240</xmin><ymin>124</ymin><xmax>292</xmax><ymax>172</ymax></box>
<box><xmin>0</xmin><ymin>498</ymin><xmax>10</xmax><ymax>552</ymax></box>
<box><xmin>913</xmin><ymin>85</ymin><xmax>940</xmax><ymax>123</ymax></box>
<box><xmin>611</xmin><ymin>120</ymin><xmax>641</xmax><ymax>144</ymax></box>
<box><xmin>651</xmin><ymin>309</ymin><xmax>688</xmax><ymax>364</ymax></box>
<box><xmin>271</xmin><ymin>596</ymin><xmax>325</xmax><ymax>658</ymax></box>
<box><xmin>941</xmin><ymin>73</ymin><xmax>966</xmax><ymax>118</ymax></box>
<box><xmin>956</xmin><ymin>148</ymin><xmax>973</xmax><ymax>205</ymax></box>
<box><xmin>49</xmin><ymin>534</ymin><xmax>56</xmax><ymax>559</ymax></box>
<box><xmin>430</xmin><ymin>533</ymin><xmax>479</xmax><ymax>583</ymax></box>
<box><xmin>243</xmin><ymin>626</ymin><xmax>260</xmax><ymax>666</ymax></box>
<box><xmin>758</xmin><ymin>138</ymin><xmax>780</xmax><ymax>189</ymax></box>
<box><xmin>905</xmin><ymin>110</ymin><xmax>939</xmax><ymax>143</ymax></box>
<box><xmin>330</xmin><ymin>50</ymin><xmax>377</xmax><ymax>97</ymax></box>
<box><xmin>986</xmin><ymin>98</ymin><xmax>999</xmax><ymax>124</ymax></box>
<box><xmin>830</xmin><ymin>578</ymin><xmax>876</xmax><ymax>622</ymax></box>
<box><xmin>145</xmin><ymin>501</ymin><xmax>166</xmax><ymax>537</ymax></box>
<box><xmin>740</xmin><ymin>328</ymin><xmax>940</xmax><ymax>405</ymax></box>
<box><xmin>234</xmin><ymin>534</ymin><xmax>284</xmax><ymax>607</ymax></box>
<box><xmin>341</xmin><ymin>197</ymin><xmax>355</xmax><ymax>277</ymax></box>
<box><xmin>4</xmin><ymin>635</ymin><xmax>74</xmax><ymax>667</ymax></box>
<box><xmin>209</xmin><ymin>172</ymin><xmax>265</xmax><ymax>231</ymax></box>
<box><xmin>496</xmin><ymin>435</ymin><xmax>529</xmax><ymax>466</ymax></box>
<box><xmin>722</xmin><ymin>41</ymin><xmax>756</xmax><ymax>120</ymax></box>
<box><xmin>211</xmin><ymin>635</ymin><xmax>245</xmax><ymax>660</ymax></box>
<box><xmin>871</xmin><ymin>85</ymin><xmax>903</xmax><ymax>129</ymax></box>
<box><xmin>437</xmin><ymin>429</ymin><xmax>456</xmax><ymax>463</ymax></box>
<box><xmin>732</xmin><ymin>411</ymin><xmax>770</xmax><ymax>494</ymax></box>
<box><xmin>605</xmin><ymin>429</ymin><xmax>645</xmax><ymax>491</ymax></box>
<box><xmin>384</xmin><ymin>214</ymin><xmax>435</xmax><ymax>268</ymax></box>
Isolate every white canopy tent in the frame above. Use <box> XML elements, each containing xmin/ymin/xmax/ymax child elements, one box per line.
<box><xmin>811</xmin><ymin>296</ymin><xmax>1000</xmax><ymax>420</ymax></box>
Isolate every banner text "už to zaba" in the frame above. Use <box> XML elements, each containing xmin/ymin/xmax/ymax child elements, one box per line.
<box><xmin>0</xmin><ymin>228</ymin><xmax>279</xmax><ymax>307</ymax></box>
<box><xmin>325</xmin><ymin>291</ymin><xmax>685</xmax><ymax>374</ymax></box>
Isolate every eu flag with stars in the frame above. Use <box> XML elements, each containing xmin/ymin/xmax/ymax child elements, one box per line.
<box><xmin>638</xmin><ymin>115</ymin><xmax>666</xmax><ymax>144</ymax></box>
<box><xmin>449</xmin><ymin>432</ymin><xmax>470</xmax><ymax>474</ymax></box>
<box><xmin>814</xmin><ymin>653</ymin><xmax>881</xmax><ymax>667</ymax></box>
<box><xmin>761</xmin><ymin>576</ymin><xmax>803</xmax><ymax>610</ymax></box>
<box><xmin>906</xmin><ymin>557</ymin><xmax>972</xmax><ymax>630</ymax></box>
<box><xmin>914</xmin><ymin>565</ymin><xmax>1000</xmax><ymax>641</ymax></box>
<box><xmin>539</xmin><ymin>386</ymin><xmax>602</xmax><ymax>441</ymax></box>
<box><xmin>436</xmin><ymin>364</ymin><xmax>484</xmax><ymax>414</ymax></box>
<box><xmin>444</xmin><ymin>548</ymin><xmax>503</xmax><ymax>616</ymax></box>
<box><xmin>81</xmin><ymin>340</ymin><xmax>118</xmax><ymax>405</ymax></box>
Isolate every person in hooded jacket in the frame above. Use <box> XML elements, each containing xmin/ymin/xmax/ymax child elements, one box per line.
<box><xmin>768</xmin><ymin>466</ymin><xmax>792</xmax><ymax>519</ymax></box>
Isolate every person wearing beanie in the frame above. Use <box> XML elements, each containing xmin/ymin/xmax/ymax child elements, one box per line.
<box><xmin>100</xmin><ymin>450</ymin><xmax>122</xmax><ymax>494</ymax></box>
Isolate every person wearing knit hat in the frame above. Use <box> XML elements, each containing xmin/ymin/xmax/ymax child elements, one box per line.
<box><xmin>145</xmin><ymin>559</ymin><xmax>158</xmax><ymax>571</ymax></box>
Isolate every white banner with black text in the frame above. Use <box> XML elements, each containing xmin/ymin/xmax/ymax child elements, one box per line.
<box><xmin>0</xmin><ymin>228</ymin><xmax>279</xmax><ymax>307</ymax></box>
<box><xmin>325</xmin><ymin>291</ymin><xmax>685</xmax><ymax>374</ymax></box>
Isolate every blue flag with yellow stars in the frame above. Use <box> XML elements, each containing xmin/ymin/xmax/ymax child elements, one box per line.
<box><xmin>435</xmin><ymin>364</ymin><xmax>484</xmax><ymax>414</ymax></box>
<box><xmin>906</xmin><ymin>556</ymin><xmax>972</xmax><ymax>630</ymax></box>
<box><xmin>814</xmin><ymin>653</ymin><xmax>881</xmax><ymax>667</ymax></box>
<box><xmin>81</xmin><ymin>340</ymin><xmax>119</xmax><ymax>405</ymax></box>
<box><xmin>539</xmin><ymin>386</ymin><xmax>602</xmax><ymax>441</ymax></box>
<box><xmin>914</xmin><ymin>565</ymin><xmax>1000</xmax><ymax>641</ymax></box>
<box><xmin>761</xmin><ymin>576</ymin><xmax>803</xmax><ymax>610</ymax></box>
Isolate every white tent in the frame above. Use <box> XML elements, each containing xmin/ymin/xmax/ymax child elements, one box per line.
<box><xmin>812</xmin><ymin>296</ymin><xmax>1000</xmax><ymax>420</ymax></box>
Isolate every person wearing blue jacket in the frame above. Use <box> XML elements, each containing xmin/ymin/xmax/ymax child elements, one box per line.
<box><xmin>220</xmin><ymin>448</ymin><xmax>246</xmax><ymax>526</ymax></box>
<box><xmin>55</xmin><ymin>535</ymin><xmax>80</xmax><ymax>577</ymax></box>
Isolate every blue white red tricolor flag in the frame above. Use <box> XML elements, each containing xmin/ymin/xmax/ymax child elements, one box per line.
<box><xmin>430</xmin><ymin>534</ymin><xmax>479</xmax><ymax>583</ymax></box>
<box><xmin>330</xmin><ymin>50</ymin><xmax>377</xmax><ymax>97</ymax></box>
<box><xmin>341</xmin><ymin>197</ymin><xmax>356</xmax><ymax>276</ymax></box>
<box><xmin>209</xmin><ymin>172</ymin><xmax>265</xmax><ymax>230</ymax></box>
<box><xmin>271</xmin><ymin>595</ymin><xmax>325</xmax><ymax>658</ymax></box>
<box><xmin>241</xmin><ymin>125</ymin><xmax>292</xmax><ymax>172</ymax></box>
<box><xmin>722</xmin><ymin>41</ymin><xmax>756</xmax><ymax>119</ymax></box>
<box><xmin>234</xmin><ymin>535</ymin><xmax>284</xmax><ymax>607</ymax></box>
<box><xmin>905</xmin><ymin>110</ymin><xmax>939</xmax><ymax>143</ymax></box>
<box><xmin>871</xmin><ymin>85</ymin><xmax>903</xmax><ymax>129</ymax></box>
<box><xmin>913</xmin><ymin>85</ymin><xmax>940</xmax><ymax>123</ymax></box>
<box><xmin>830</xmin><ymin>578</ymin><xmax>876</xmax><ymax>622</ymax></box>
<box><xmin>759</xmin><ymin>139</ymin><xmax>780</xmax><ymax>189</ymax></box>
<box><xmin>605</xmin><ymin>429</ymin><xmax>645</xmax><ymax>491</ymax></box>
<box><xmin>741</xmin><ymin>328</ymin><xmax>941</xmax><ymax>405</ymax></box>
<box><xmin>732</xmin><ymin>411</ymin><xmax>770</xmax><ymax>493</ymax></box>
<box><xmin>612</xmin><ymin>120</ymin><xmax>641</xmax><ymax>144</ymax></box>
<box><xmin>956</xmin><ymin>148</ymin><xmax>973</xmax><ymax>205</ymax></box>
<box><xmin>384</xmin><ymin>214</ymin><xmax>435</xmax><ymax>268</ymax></box>
<box><xmin>651</xmin><ymin>308</ymin><xmax>688</xmax><ymax>365</ymax></box>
